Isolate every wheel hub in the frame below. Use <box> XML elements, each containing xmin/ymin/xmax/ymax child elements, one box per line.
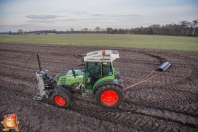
<box><xmin>54</xmin><ymin>95</ymin><xmax>66</xmax><ymax>106</ymax></box>
<box><xmin>100</xmin><ymin>90</ymin><xmax>119</xmax><ymax>106</ymax></box>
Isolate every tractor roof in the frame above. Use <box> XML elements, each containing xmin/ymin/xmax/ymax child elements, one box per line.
<box><xmin>84</xmin><ymin>50</ymin><xmax>120</xmax><ymax>62</ymax></box>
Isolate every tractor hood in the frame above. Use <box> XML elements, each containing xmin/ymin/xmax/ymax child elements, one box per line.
<box><xmin>55</xmin><ymin>70</ymin><xmax>84</xmax><ymax>86</ymax></box>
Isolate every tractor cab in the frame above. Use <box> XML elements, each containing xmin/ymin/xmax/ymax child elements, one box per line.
<box><xmin>83</xmin><ymin>50</ymin><xmax>119</xmax><ymax>91</ymax></box>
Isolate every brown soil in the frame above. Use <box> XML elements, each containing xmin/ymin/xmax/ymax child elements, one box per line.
<box><xmin>0</xmin><ymin>43</ymin><xmax>198</xmax><ymax>132</ymax></box>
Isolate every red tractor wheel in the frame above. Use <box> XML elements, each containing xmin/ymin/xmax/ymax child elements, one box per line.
<box><xmin>52</xmin><ymin>91</ymin><xmax>71</xmax><ymax>108</ymax></box>
<box><xmin>95</xmin><ymin>84</ymin><xmax>124</xmax><ymax>108</ymax></box>
<box><xmin>100</xmin><ymin>90</ymin><xmax>119</xmax><ymax>105</ymax></box>
<box><xmin>54</xmin><ymin>95</ymin><xmax>67</xmax><ymax>106</ymax></box>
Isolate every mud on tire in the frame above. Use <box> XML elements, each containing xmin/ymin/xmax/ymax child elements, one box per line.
<box><xmin>95</xmin><ymin>84</ymin><xmax>124</xmax><ymax>108</ymax></box>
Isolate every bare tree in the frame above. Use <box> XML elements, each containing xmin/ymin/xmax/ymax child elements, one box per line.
<box><xmin>70</xmin><ymin>28</ymin><xmax>74</xmax><ymax>33</ymax></box>
<box><xmin>8</xmin><ymin>31</ymin><xmax>12</xmax><ymax>35</ymax></box>
<box><xmin>81</xmin><ymin>28</ymin><xmax>88</xmax><ymax>33</ymax></box>
<box><xmin>89</xmin><ymin>29</ymin><xmax>92</xmax><ymax>33</ymax></box>
<box><xmin>18</xmin><ymin>29</ymin><xmax>23</xmax><ymax>34</ymax></box>
<box><xmin>95</xmin><ymin>26</ymin><xmax>100</xmax><ymax>33</ymax></box>
<box><xmin>192</xmin><ymin>19</ymin><xmax>198</xmax><ymax>35</ymax></box>
<box><xmin>100</xmin><ymin>28</ymin><xmax>106</xmax><ymax>33</ymax></box>
<box><xmin>52</xmin><ymin>29</ymin><xmax>56</xmax><ymax>33</ymax></box>
<box><xmin>180</xmin><ymin>20</ymin><xmax>188</xmax><ymax>35</ymax></box>
<box><xmin>84</xmin><ymin>28</ymin><xmax>88</xmax><ymax>32</ymax></box>
<box><xmin>186</xmin><ymin>21</ymin><xmax>192</xmax><ymax>35</ymax></box>
<box><xmin>106</xmin><ymin>27</ymin><xmax>113</xmax><ymax>34</ymax></box>
<box><xmin>150</xmin><ymin>24</ymin><xmax>160</xmax><ymax>35</ymax></box>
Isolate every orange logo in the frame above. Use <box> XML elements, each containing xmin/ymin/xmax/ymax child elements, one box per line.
<box><xmin>1</xmin><ymin>114</ymin><xmax>19</xmax><ymax>131</ymax></box>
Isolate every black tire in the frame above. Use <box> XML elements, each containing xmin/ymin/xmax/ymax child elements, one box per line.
<box><xmin>52</xmin><ymin>90</ymin><xmax>72</xmax><ymax>108</ymax></box>
<box><xmin>95</xmin><ymin>84</ymin><xmax>124</xmax><ymax>108</ymax></box>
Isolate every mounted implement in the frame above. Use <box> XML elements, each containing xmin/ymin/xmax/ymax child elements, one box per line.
<box><xmin>33</xmin><ymin>50</ymin><xmax>171</xmax><ymax>108</ymax></box>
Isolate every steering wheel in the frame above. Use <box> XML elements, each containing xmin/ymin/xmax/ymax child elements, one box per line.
<box><xmin>88</xmin><ymin>68</ymin><xmax>94</xmax><ymax>75</ymax></box>
<box><xmin>88</xmin><ymin>68</ymin><xmax>101</xmax><ymax>78</ymax></box>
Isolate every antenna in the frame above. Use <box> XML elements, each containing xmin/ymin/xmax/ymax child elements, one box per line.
<box><xmin>37</xmin><ymin>53</ymin><xmax>42</xmax><ymax>71</ymax></box>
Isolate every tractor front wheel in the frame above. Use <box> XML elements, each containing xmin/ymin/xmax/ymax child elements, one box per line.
<box><xmin>52</xmin><ymin>91</ymin><xmax>71</xmax><ymax>108</ymax></box>
<box><xmin>95</xmin><ymin>84</ymin><xmax>124</xmax><ymax>108</ymax></box>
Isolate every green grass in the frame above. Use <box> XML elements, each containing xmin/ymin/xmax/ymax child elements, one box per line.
<box><xmin>0</xmin><ymin>34</ymin><xmax>198</xmax><ymax>51</ymax></box>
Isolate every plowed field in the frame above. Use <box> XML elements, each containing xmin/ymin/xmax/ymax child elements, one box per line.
<box><xmin>0</xmin><ymin>43</ymin><xmax>198</xmax><ymax>132</ymax></box>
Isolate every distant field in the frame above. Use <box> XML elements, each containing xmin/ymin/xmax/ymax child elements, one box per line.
<box><xmin>0</xmin><ymin>34</ymin><xmax>197</xmax><ymax>51</ymax></box>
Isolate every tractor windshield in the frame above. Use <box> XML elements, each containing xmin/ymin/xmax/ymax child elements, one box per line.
<box><xmin>85</xmin><ymin>62</ymin><xmax>113</xmax><ymax>89</ymax></box>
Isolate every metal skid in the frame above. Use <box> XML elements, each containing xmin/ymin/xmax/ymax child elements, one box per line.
<box><xmin>33</xmin><ymin>70</ymin><xmax>48</xmax><ymax>100</ymax></box>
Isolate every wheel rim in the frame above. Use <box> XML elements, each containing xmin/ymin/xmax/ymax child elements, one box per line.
<box><xmin>54</xmin><ymin>95</ymin><xmax>66</xmax><ymax>106</ymax></box>
<box><xmin>100</xmin><ymin>90</ymin><xmax>119</xmax><ymax>106</ymax></box>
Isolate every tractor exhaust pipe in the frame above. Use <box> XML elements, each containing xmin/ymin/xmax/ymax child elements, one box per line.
<box><xmin>157</xmin><ymin>62</ymin><xmax>171</xmax><ymax>71</ymax></box>
<box><xmin>37</xmin><ymin>53</ymin><xmax>42</xmax><ymax>71</ymax></box>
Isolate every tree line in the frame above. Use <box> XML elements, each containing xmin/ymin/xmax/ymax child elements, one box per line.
<box><xmin>8</xmin><ymin>19</ymin><xmax>198</xmax><ymax>36</ymax></box>
<box><xmin>106</xmin><ymin>20</ymin><xmax>198</xmax><ymax>36</ymax></box>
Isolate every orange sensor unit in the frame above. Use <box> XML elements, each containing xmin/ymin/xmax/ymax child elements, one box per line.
<box><xmin>102</xmin><ymin>50</ymin><xmax>106</xmax><ymax>55</ymax></box>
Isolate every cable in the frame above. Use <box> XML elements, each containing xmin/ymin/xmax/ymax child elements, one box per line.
<box><xmin>123</xmin><ymin>69</ymin><xmax>164</xmax><ymax>91</ymax></box>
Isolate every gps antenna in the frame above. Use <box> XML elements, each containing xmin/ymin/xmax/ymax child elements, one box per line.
<box><xmin>37</xmin><ymin>53</ymin><xmax>42</xmax><ymax>71</ymax></box>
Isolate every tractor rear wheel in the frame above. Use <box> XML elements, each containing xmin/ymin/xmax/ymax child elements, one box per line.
<box><xmin>52</xmin><ymin>91</ymin><xmax>72</xmax><ymax>108</ymax></box>
<box><xmin>95</xmin><ymin>84</ymin><xmax>124</xmax><ymax>108</ymax></box>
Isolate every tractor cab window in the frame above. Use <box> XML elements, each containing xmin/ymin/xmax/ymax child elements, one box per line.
<box><xmin>102</xmin><ymin>62</ymin><xmax>113</xmax><ymax>76</ymax></box>
<box><xmin>85</xmin><ymin>62</ymin><xmax>113</xmax><ymax>89</ymax></box>
<box><xmin>85</xmin><ymin>62</ymin><xmax>102</xmax><ymax>89</ymax></box>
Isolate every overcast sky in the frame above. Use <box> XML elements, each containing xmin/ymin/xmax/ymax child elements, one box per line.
<box><xmin>0</xmin><ymin>0</ymin><xmax>198</xmax><ymax>32</ymax></box>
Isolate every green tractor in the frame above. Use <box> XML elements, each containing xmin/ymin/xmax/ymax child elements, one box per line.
<box><xmin>34</xmin><ymin>50</ymin><xmax>125</xmax><ymax>108</ymax></box>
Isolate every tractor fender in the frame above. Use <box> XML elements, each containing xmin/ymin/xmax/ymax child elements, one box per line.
<box><xmin>54</xmin><ymin>86</ymin><xmax>74</xmax><ymax>102</ymax></box>
<box><xmin>93</xmin><ymin>79</ymin><xmax>125</xmax><ymax>93</ymax></box>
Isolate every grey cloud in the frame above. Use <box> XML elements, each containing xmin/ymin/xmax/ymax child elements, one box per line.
<box><xmin>26</xmin><ymin>15</ymin><xmax>62</xmax><ymax>19</ymax></box>
<box><xmin>72</xmin><ymin>11</ymin><xmax>89</xmax><ymax>15</ymax></box>
<box><xmin>71</xmin><ymin>11</ymin><xmax>140</xmax><ymax>18</ymax></box>
<box><xmin>90</xmin><ymin>13</ymin><xmax>140</xmax><ymax>17</ymax></box>
<box><xmin>61</xmin><ymin>18</ymin><xmax>88</xmax><ymax>21</ymax></box>
<box><xmin>27</xmin><ymin>19</ymin><xmax>55</xmax><ymax>24</ymax></box>
<box><xmin>61</xmin><ymin>17</ymin><xmax>111</xmax><ymax>22</ymax></box>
